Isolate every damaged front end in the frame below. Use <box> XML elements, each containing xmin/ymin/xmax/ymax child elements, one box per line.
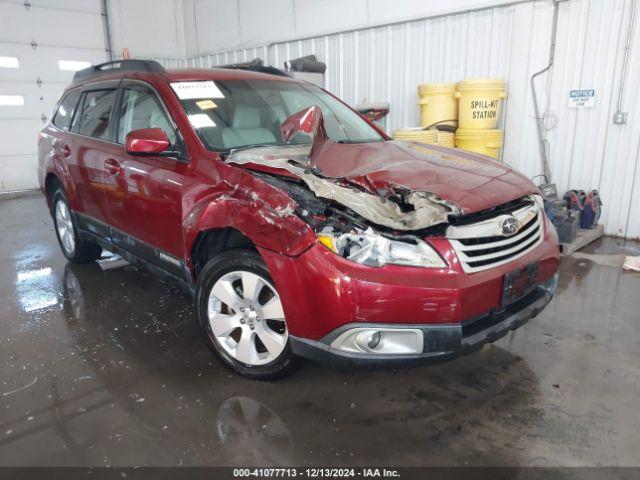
<box><xmin>225</xmin><ymin>106</ymin><xmax>458</xmax><ymax>268</ymax></box>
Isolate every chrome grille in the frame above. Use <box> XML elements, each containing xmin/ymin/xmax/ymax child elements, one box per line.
<box><xmin>447</xmin><ymin>201</ymin><xmax>544</xmax><ymax>273</ymax></box>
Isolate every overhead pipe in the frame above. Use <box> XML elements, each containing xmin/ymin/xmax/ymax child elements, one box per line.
<box><xmin>614</xmin><ymin>0</ymin><xmax>637</xmax><ymax>124</ymax></box>
<box><xmin>100</xmin><ymin>0</ymin><xmax>113</xmax><ymax>61</ymax></box>
<box><xmin>530</xmin><ymin>0</ymin><xmax>563</xmax><ymax>184</ymax></box>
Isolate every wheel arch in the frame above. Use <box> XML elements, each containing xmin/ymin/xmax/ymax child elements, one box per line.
<box><xmin>190</xmin><ymin>227</ymin><xmax>258</xmax><ymax>278</ymax></box>
<box><xmin>44</xmin><ymin>169</ymin><xmax>79</xmax><ymax>211</ymax></box>
<box><xmin>184</xmin><ymin>194</ymin><xmax>316</xmax><ymax>280</ymax></box>
<box><xmin>44</xmin><ymin>172</ymin><xmax>63</xmax><ymax>208</ymax></box>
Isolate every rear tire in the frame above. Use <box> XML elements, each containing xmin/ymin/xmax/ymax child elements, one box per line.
<box><xmin>51</xmin><ymin>189</ymin><xmax>102</xmax><ymax>264</ymax></box>
<box><xmin>195</xmin><ymin>249</ymin><xmax>298</xmax><ymax>380</ymax></box>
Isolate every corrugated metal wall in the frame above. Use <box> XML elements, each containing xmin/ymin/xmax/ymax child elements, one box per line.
<box><xmin>153</xmin><ymin>0</ymin><xmax>640</xmax><ymax>239</ymax></box>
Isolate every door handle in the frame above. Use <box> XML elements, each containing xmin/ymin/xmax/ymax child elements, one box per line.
<box><xmin>60</xmin><ymin>144</ymin><xmax>71</xmax><ymax>158</ymax></box>
<box><xmin>104</xmin><ymin>158</ymin><xmax>122</xmax><ymax>175</ymax></box>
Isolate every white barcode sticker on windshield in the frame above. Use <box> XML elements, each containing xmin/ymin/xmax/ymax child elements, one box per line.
<box><xmin>171</xmin><ymin>81</ymin><xmax>224</xmax><ymax>99</ymax></box>
<box><xmin>188</xmin><ymin>114</ymin><xmax>216</xmax><ymax>129</ymax></box>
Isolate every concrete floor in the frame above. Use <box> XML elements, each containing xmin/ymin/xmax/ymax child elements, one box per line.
<box><xmin>0</xmin><ymin>194</ymin><xmax>639</xmax><ymax>467</ymax></box>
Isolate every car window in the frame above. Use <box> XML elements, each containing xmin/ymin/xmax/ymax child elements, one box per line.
<box><xmin>78</xmin><ymin>89</ymin><xmax>117</xmax><ymax>140</ymax></box>
<box><xmin>117</xmin><ymin>88</ymin><xmax>177</xmax><ymax>145</ymax></box>
<box><xmin>52</xmin><ymin>90</ymin><xmax>81</xmax><ymax>131</ymax></box>
<box><xmin>174</xmin><ymin>80</ymin><xmax>384</xmax><ymax>151</ymax></box>
<box><xmin>70</xmin><ymin>93</ymin><xmax>85</xmax><ymax>132</ymax></box>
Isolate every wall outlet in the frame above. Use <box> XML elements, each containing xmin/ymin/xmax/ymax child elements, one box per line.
<box><xmin>613</xmin><ymin>111</ymin><xmax>628</xmax><ymax>124</ymax></box>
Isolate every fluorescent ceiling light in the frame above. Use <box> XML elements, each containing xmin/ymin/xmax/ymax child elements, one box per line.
<box><xmin>58</xmin><ymin>60</ymin><xmax>91</xmax><ymax>71</ymax></box>
<box><xmin>0</xmin><ymin>56</ymin><xmax>19</xmax><ymax>68</ymax></box>
<box><xmin>0</xmin><ymin>95</ymin><xmax>24</xmax><ymax>106</ymax></box>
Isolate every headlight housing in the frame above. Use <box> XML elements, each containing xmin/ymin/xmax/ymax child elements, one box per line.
<box><xmin>531</xmin><ymin>193</ymin><xmax>545</xmax><ymax>212</ymax></box>
<box><xmin>317</xmin><ymin>227</ymin><xmax>446</xmax><ymax>268</ymax></box>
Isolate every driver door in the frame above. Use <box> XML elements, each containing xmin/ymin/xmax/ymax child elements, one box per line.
<box><xmin>104</xmin><ymin>82</ymin><xmax>188</xmax><ymax>277</ymax></box>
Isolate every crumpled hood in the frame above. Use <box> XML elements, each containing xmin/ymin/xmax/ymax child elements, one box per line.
<box><xmin>312</xmin><ymin>140</ymin><xmax>538</xmax><ymax>214</ymax></box>
<box><xmin>226</xmin><ymin>140</ymin><xmax>538</xmax><ymax>231</ymax></box>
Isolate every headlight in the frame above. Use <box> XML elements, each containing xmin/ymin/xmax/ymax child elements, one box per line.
<box><xmin>317</xmin><ymin>227</ymin><xmax>446</xmax><ymax>268</ymax></box>
<box><xmin>531</xmin><ymin>194</ymin><xmax>545</xmax><ymax>212</ymax></box>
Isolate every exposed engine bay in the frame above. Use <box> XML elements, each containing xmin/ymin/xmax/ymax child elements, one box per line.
<box><xmin>227</xmin><ymin>144</ymin><xmax>460</xmax><ymax>233</ymax></box>
<box><xmin>227</xmin><ymin>144</ymin><xmax>458</xmax><ymax>268</ymax></box>
<box><xmin>224</xmin><ymin>106</ymin><xmax>537</xmax><ymax>268</ymax></box>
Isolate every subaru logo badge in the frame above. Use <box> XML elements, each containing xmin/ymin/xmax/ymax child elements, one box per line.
<box><xmin>500</xmin><ymin>216</ymin><xmax>519</xmax><ymax>236</ymax></box>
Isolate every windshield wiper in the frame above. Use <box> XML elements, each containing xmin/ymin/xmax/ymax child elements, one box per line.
<box><xmin>336</xmin><ymin>139</ymin><xmax>384</xmax><ymax>144</ymax></box>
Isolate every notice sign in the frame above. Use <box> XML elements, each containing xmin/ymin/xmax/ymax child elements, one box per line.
<box><xmin>568</xmin><ymin>89</ymin><xmax>595</xmax><ymax>108</ymax></box>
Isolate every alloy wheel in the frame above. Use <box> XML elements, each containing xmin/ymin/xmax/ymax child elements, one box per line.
<box><xmin>207</xmin><ymin>270</ymin><xmax>287</xmax><ymax>366</ymax></box>
<box><xmin>55</xmin><ymin>200</ymin><xmax>75</xmax><ymax>256</ymax></box>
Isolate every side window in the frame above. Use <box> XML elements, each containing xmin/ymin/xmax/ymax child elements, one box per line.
<box><xmin>78</xmin><ymin>89</ymin><xmax>117</xmax><ymax>140</ymax></box>
<box><xmin>117</xmin><ymin>88</ymin><xmax>177</xmax><ymax>145</ymax></box>
<box><xmin>52</xmin><ymin>90</ymin><xmax>81</xmax><ymax>131</ymax></box>
<box><xmin>70</xmin><ymin>93</ymin><xmax>85</xmax><ymax>132</ymax></box>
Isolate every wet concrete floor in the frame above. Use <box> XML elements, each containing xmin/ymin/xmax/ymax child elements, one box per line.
<box><xmin>0</xmin><ymin>195</ymin><xmax>639</xmax><ymax>467</ymax></box>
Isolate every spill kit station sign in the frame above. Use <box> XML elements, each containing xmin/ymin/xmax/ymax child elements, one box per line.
<box><xmin>469</xmin><ymin>100</ymin><xmax>500</xmax><ymax>120</ymax></box>
<box><xmin>568</xmin><ymin>89</ymin><xmax>595</xmax><ymax>108</ymax></box>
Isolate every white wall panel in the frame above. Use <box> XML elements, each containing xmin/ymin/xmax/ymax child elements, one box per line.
<box><xmin>108</xmin><ymin>0</ymin><xmax>185</xmax><ymax>58</ymax></box>
<box><xmin>239</xmin><ymin>0</ymin><xmax>296</xmax><ymax>47</ymax></box>
<box><xmin>177</xmin><ymin>0</ymin><xmax>640</xmax><ymax>239</ymax></box>
<box><xmin>0</xmin><ymin>0</ymin><xmax>101</xmax><ymax>14</ymax></box>
<box><xmin>0</xmin><ymin>0</ymin><xmax>107</xmax><ymax>193</ymax></box>
<box><xmin>0</xmin><ymin>119</ymin><xmax>44</xmax><ymax>156</ymax></box>
<box><xmin>0</xmin><ymin>3</ymin><xmax>104</xmax><ymax>49</ymax></box>
<box><xmin>182</xmin><ymin>0</ymin><xmax>530</xmax><ymax>56</ymax></box>
<box><xmin>293</xmin><ymin>0</ymin><xmax>370</xmax><ymax>37</ymax></box>
<box><xmin>192</xmin><ymin>0</ymin><xmax>241</xmax><ymax>54</ymax></box>
<box><xmin>0</xmin><ymin>155</ymin><xmax>39</xmax><ymax>192</ymax></box>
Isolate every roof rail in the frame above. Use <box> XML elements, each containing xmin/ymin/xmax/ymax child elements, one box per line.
<box><xmin>73</xmin><ymin>59</ymin><xmax>166</xmax><ymax>83</ymax></box>
<box><xmin>218</xmin><ymin>58</ymin><xmax>290</xmax><ymax>78</ymax></box>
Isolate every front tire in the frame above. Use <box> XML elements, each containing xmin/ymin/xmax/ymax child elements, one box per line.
<box><xmin>195</xmin><ymin>249</ymin><xmax>298</xmax><ymax>380</ymax></box>
<box><xmin>51</xmin><ymin>189</ymin><xmax>102</xmax><ymax>264</ymax></box>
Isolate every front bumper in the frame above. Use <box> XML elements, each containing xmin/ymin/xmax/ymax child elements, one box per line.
<box><xmin>289</xmin><ymin>273</ymin><xmax>557</xmax><ymax>368</ymax></box>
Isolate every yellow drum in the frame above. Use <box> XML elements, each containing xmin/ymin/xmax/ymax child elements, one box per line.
<box><xmin>393</xmin><ymin>128</ymin><xmax>455</xmax><ymax>147</ymax></box>
<box><xmin>454</xmin><ymin>128</ymin><xmax>503</xmax><ymax>159</ymax></box>
<box><xmin>417</xmin><ymin>83</ymin><xmax>457</xmax><ymax>129</ymax></box>
<box><xmin>454</xmin><ymin>79</ymin><xmax>506</xmax><ymax>129</ymax></box>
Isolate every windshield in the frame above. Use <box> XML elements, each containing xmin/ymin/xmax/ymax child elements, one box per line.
<box><xmin>173</xmin><ymin>79</ymin><xmax>384</xmax><ymax>150</ymax></box>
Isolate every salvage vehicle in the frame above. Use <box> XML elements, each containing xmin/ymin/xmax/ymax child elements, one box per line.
<box><xmin>38</xmin><ymin>60</ymin><xmax>559</xmax><ymax>379</ymax></box>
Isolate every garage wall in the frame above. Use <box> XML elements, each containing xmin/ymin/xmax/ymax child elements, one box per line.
<box><xmin>108</xmin><ymin>0</ymin><xmax>186</xmax><ymax>58</ymax></box>
<box><xmin>171</xmin><ymin>0</ymin><xmax>640</xmax><ymax>239</ymax></box>
<box><xmin>179</xmin><ymin>0</ymin><xmax>526</xmax><ymax>56</ymax></box>
<box><xmin>0</xmin><ymin>0</ymin><xmax>107</xmax><ymax>193</ymax></box>
<box><xmin>3</xmin><ymin>0</ymin><xmax>637</xmax><ymax>239</ymax></box>
<box><xmin>0</xmin><ymin>0</ymin><xmax>188</xmax><ymax>194</ymax></box>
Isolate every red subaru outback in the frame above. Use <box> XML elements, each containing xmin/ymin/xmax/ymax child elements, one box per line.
<box><xmin>38</xmin><ymin>60</ymin><xmax>559</xmax><ymax>379</ymax></box>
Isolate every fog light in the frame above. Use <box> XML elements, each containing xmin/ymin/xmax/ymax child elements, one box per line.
<box><xmin>367</xmin><ymin>331</ymin><xmax>381</xmax><ymax>349</ymax></box>
<box><xmin>330</xmin><ymin>327</ymin><xmax>423</xmax><ymax>355</ymax></box>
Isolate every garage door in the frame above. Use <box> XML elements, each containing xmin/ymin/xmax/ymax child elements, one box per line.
<box><xmin>0</xmin><ymin>0</ymin><xmax>107</xmax><ymax>193</ymax></box>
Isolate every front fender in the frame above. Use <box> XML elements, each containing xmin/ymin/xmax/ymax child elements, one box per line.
<box><xmin>183</xmin><ymin>175</ymin><xmax>316</xmax><ymax>261</ymax></box>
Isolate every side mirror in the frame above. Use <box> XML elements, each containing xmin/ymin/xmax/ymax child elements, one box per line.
<box><xmin>279</xmin><ymin>106</ymin><xmax>331</xmax><ymax>167</ymax></box>
<box><xmin>280</xmin><ymin>105</ymin><xmax>325</xmax><ymax>143</ymax></box>
<box><xmin>125</xmin><ymin>128</ymin><xmax>171</xmax><ymax>156</ymax></box>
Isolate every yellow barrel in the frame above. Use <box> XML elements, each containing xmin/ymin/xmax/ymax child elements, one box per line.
<box><xmin>392</xmin><ymin>128</ymin><xmax>455</xmax><ymax>147</ymax></box>
<box><xmin>417</xmin><ymin>83</ymin><xmax>457</xmax><ymax>128</ymax></box>
<box><xmin>454</xmin><ymin>128</ymin><xmax>503</xmax><ymax>159</ymax></box>
<box><xmin>454</xmin><ymin>79</ymin><xmax>506</xmax><ymax>129</ymax></box>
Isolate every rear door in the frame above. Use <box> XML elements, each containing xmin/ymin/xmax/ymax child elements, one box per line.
<box><xmin>103</xmin><ymin>81</ymin><xmax>188</xmax><ymax>276</ymax></box>
<box><xmin>70</xmin><ymin>84</ymin><xmax>121</xmax><ymax>237</ymax></box>
<box><xmin>46</xmin><ymin>88</ymin><xmax>83</xmax><ymax>190</ymax></box>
